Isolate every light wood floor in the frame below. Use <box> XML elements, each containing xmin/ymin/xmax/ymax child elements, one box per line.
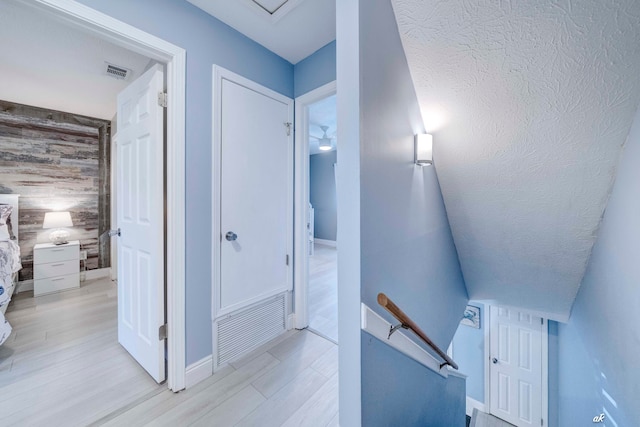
<box><xmin>0</xmin><ymin>277</ymin><xmax>339</xmax><ymax>426</ymax></box>
<box><xmin>308</xmin><ymin>243</ymin><xmax>338</xmax><ymax>343</ymax></box>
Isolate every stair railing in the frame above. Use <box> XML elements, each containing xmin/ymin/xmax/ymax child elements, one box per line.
<box><xmin>377</xmin><ymin>292</ymin><xmax>458</xmax><ymax>370</ymax></box>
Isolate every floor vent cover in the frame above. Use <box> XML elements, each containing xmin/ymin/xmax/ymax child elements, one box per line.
<box><xmin>217</xmin><ymin>294</ymin><xmax>286</xmax><ymax>367</ymax></box>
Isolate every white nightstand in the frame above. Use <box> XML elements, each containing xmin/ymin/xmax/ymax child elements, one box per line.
<box><xmin>33</xmin><ymin>240</ymin><xmax>80</xmax><ymax>296</ymax></box>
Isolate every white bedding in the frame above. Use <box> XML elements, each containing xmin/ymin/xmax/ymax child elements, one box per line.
<box><xmin>0</xmin><ymin>240</ymin><xmax>20</xmax><ymax>344</ymax></box>
<box><xmin>0</xmin><ymin>240</ymin><xmax>21</xmax><ymax>307</ymax></box>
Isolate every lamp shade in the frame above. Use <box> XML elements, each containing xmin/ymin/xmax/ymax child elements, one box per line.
<box><xmin>415</xmin><ymin>133</ymin><xmax>433</xmax><ymax>166</ymax></box>
<box><xmin>43</xmin><ymin>211</ymin><xmax>73</xmax><ymax>229</ymax></box>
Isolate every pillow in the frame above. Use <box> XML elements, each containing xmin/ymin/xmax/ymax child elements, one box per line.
<box><xmin>0</xmin><ymin>205</ymin><xmax>15</xmax><ymax>240</ymax></box>
<box><xmin>0</xmin><ymin>224</ymin><xmax>9</xmax><ymax>241</ymax></box>
<box><xmin>0</xmin><ymin>204</ymin><xmax>10</xmax><ymax>226</ymax></box>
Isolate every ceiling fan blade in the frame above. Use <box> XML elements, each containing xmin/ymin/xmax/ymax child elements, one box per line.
<box><xmin>309</xmin><ymin>135</ymin><xmax>322</xmax><ymax>140</ymax></box>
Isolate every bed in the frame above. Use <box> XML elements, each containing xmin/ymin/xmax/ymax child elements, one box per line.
<box><xmin>0</xmin><ymin>194</ymin><xmax>21</xmax><ymax>345</ymax></box>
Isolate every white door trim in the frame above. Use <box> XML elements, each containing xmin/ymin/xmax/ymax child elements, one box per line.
<box><xmin>292</xmin><ymin>81</ymin><xmax>337</xmax><ymax>330</ymax></box>
<box><xmin>486</xmin><ymin>305</ymin><xmax>549</xmax><ymax>427</ymax></box>
<box><xmin>23</xmin><ymin>0</ymin><xmax>187</xmax><ymax>392</ymax></box>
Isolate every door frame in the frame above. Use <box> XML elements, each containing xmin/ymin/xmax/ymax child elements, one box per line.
<box><xmin>292</xmin><ymin>81</ymin><xmax>337</xmax><ymax>330</ymax></box>
<box><xmin>485</xmin><ymin>304</ymin><xmax>549</xmax><ymax>427</ymax></box>
<box><xmin>23</xmin><ymin>0</ymin><xmax>187</xmax><ymax>391</ymax></box>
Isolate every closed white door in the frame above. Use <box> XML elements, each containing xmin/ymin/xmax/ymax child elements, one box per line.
<box><xmin>116</xmin><ymin>64</ymin><xmax>165</xmax><ymax>383</ymax></box>
<box><xmin>490</xmin><ymin>306</ymin><xmax>545</xmax><ymax>427</ymax></box>
<box><xmin>217</xmin><ymin>77</ymin><xmax>293</xmax><ymax>315</ymax></box>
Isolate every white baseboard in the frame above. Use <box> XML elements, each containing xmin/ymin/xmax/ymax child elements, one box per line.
<box><xmin>466</xmin><ymin>396</ymin><xmax>486</xmax><ymax>417</ymax></box>
<box><xmin>84</xmin><ymin>267</ymin><xmax>111</xmax><ymax>281</ymax></box>
<box><xmin>186</xmin><ymin>355</ymin><xmax>213</xmax><ymax>389</ymax></box>
<box><xmin>287</xmin><ymin>313</ymin><xmax>295</xmax><ymax>330</ymax></box>
<box><xmin>314</xmin><ymin>238</ymin><xmax>336</xmax><ymax>247</ymax></box>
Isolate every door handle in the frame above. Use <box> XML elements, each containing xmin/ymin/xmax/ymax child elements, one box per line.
<box><xmin>492</xmin><ymin>357</ymin><xmax>498</xmax><ymax>364</ymax></box>
<box><xmin>225</xmin><ymin>231</ymin><xmax>238</xmax><ymax>241</ymax></box>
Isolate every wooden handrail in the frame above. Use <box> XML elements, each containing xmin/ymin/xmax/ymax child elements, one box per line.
<box><xmin>377</xmin><ymin>293</ymin><xmax>458</xmax><ymax>370</ymax></box>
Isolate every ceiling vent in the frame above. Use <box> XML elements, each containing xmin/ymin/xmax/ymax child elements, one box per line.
<box><xmin>104</xmin><ymin>62</ymin><xmax>131</xmax><ymax>81</ymax></box>
<box><xmin>252</xmin><ymin>0</ymin><xmax>288</xmax><ymax>14</ymax></box>
<box><xmin>245</xmin><ymin>0</ymin><xmax>302</xmax><ymax>23</ymax></box>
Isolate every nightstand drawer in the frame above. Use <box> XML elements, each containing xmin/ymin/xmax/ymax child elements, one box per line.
<box><xmin>34</xmin><ymin>259</ymin><xmax>78</xmax><ymax>280</ymax></box>
<box><xmin>34</xmin><ymin>273</ymin><xmax>79</xmax><ymax>296</ymax></box>
<box><xmin>34</xmin><ymin>244</ymin><xmax>78</xmax><ymax>264</ymax></box>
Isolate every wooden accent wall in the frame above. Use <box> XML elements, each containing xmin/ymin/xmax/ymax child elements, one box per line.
<box><xmin>0</xmin><ymin>100</ymin><xmax>111</xmax><ymax>281</ymax></box>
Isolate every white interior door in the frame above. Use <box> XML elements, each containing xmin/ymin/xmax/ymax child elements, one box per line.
<box><xmin>490</xmin><ymin>306</ymin><xmax>545</xmax><ymax>427</ymax></box>
<box><xmin>116</xmin><ymin>64</ymin><xmax>165</xmax><ymax>383</ymax></box>
<box><xmin>216</xmin><ymin>77</ymin><xmax>293</xmax><ymax>316</ymax></box>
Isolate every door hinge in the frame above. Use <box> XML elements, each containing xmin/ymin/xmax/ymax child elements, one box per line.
<box><xmin>158</xmin><ymin>324</ymin><xmax>167</xmax><ymax>340</ymax></box>
<box><xmin>286</xmin><ymin>254</ymin><xmax>290</xmax><ymax>266</ymax></box>
<box><xmin>284</xmin><ymin>122</ymin><xmax>292</xmax><ymax>136</ymax></box>
<box><xmin>158</xmin><ymin>92</ymin><xmax>168</xmax><ymax>108</ymax></box>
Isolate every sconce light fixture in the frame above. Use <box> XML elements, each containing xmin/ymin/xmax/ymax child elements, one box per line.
<box><xmin>43</xmin><ymin>211</ymin><xmax>73</xmax><ymax>245</ymax></box>
<box><xmin>415</xmin><ymin>133</ymin><xmax>433</xmax><ymax>166</ymax></box>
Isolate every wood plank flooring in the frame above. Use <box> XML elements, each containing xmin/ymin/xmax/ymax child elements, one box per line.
<box><xmin>0</xmin><ymin>277</ymin><xmax>339</xmax><ymax>426</ymax></box>
<box><xmin>308</xmin><ymin>243</ymin><xmax>338</xmax><ymax>343</ymax></box>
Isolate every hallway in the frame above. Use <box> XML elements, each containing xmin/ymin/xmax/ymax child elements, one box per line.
<box><xmin>0</xmin><ymin>278</ymin><xmax>338</xmax><ymax>426</ymax></box>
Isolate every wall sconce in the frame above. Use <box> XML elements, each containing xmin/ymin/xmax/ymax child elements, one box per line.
<box><xmin>415</xmin><ymin>133</ymin><xmax>433</xmax><ymax>166</ymax></box>
<box><xmin>43</xmin><ymin>211</ymin><xmax>73</xmax><ymax>245</ymax></box>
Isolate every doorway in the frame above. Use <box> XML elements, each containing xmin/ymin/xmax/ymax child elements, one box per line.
<box><xmin>487</xmin><ymin>305</ymin><xmax>548</xmax><ymax>427</ymax></box>
<box><xmin>21</xmin><ymin>0</ymin><xmax>186</xmax><ymax>391</ymax></box>
<box><xmin>293</xmin><ymin>81</ymin><xmax>338</xmax><ymax>342</ymax></box>
<box><xmin>211</xmin><ymin>66</ymin><xmax>294</xmax><ymax>371</ymax></box>
<box><xmin>307</xmin><ymin>95</ymin><xmax>338</xmax><ymax>342</ymax></box>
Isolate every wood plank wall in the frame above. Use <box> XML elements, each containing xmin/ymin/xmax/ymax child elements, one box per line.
<box><xmin>0</xmin><ymin>100</ymin><xmax>110</xmax><ymax>281</ymax></box>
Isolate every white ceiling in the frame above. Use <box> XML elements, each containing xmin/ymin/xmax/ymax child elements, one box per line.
<box><xmin>186</xmin><ymin>0</ymin><xmax>336</xmax><ymax>64</ymax></box>
<box><xmin>392</xmin><ymin>0</ymin><xmax>640</xmax><ymax>320</ymax></box>
<box><xmin>309</xmin><ymin>94</ymin><xmax>336</xmax><ymax>154</ymax></box>
<box><xmin>0</xmin><ymin>2</ymin><xmax>151</xmax><ymax>120</ymax></box>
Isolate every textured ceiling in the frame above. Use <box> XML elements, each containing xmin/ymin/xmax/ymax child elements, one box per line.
<box><xmin>391</xmin><ymin>0</ymin><xmax>640</xmax><ymax>320</ymax></box>
<box><xmin>0</xmin><ymin>2</ymin><xmax>151</xmax><ymax>120</ymax></box>
<box><xmin>187</xmin><ymin>0</ymin><xmax>335</xmax><ymax>64</ymax></box>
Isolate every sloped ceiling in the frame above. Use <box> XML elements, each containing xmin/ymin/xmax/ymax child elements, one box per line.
<box><xmin>0</xmin><ymin>2</ymin><xmax>151</xmax><ymax>120</ymax></box>
<box><xmin>391</xmin><ymin>0</ymin><xmax>640</xmax><ymax>320</ymax></box>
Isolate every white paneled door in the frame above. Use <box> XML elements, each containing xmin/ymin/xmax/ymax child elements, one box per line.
<box><xmin>116</xmin><ymin>64</ymin><xmax>165</xmax><ymax>383</ymax></box>
<box><xmin>490</xmin><ymin>307</ymin><xmax>545</xmax><ymax>427</ymax></box>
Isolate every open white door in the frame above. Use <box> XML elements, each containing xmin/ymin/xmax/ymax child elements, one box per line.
<box><xmin>116</xmin><ymin>64</ymin><xmax>165</xmax><ymax>383</ymax></box>
<box><xmin>212</xmin><ymin>67</ymin><xmax>293</xmax><ymax>369</ymax></box>
<box><xmin>490</xmin><ymin>306</ymin><xmax>546</xmax><ymax>427</ymax></box>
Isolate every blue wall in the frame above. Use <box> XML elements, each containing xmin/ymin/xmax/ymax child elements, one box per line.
<box><xmin>556</xmin><ymin>103</ymin><xmax>640</xmax><ymax>426</ymax></box>
<box><xmin>293</xmin><ymin>41</ymin><xmax>336</xmax><ymax>98</ymax></box>
<box><xmin>452</xmin><ymin>302</ymin><xmax>485</xmax><ymax>404</ymax></box>
<box><xmin>362</xmin><ymin>334</ymin><xmax>466</xmax><ymax>427</ymax></box>
<box><xmin>75</xmin><ymin>0</ymin><xmax>294</xmax><ymax>365</ymax></box>
<box><xmin>310</xmin><ymin>151</ymin><xmax>337</xmax><ymax>241</ymax></box>
<box><xmin>358</xmin><ymin>0</ymin><xmax>469</xmax><ymax>424</ymax></box>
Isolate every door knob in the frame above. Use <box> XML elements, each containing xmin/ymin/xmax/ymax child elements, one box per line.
<box><xmin>225</xmin><ymin>231</ymin><xmax>238</xmax><ymax>241</ymax></box>
<box><xmin>492</xmin><ymin>357</ymin><xmax>498</xmax><ymax>364</ymax></box>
